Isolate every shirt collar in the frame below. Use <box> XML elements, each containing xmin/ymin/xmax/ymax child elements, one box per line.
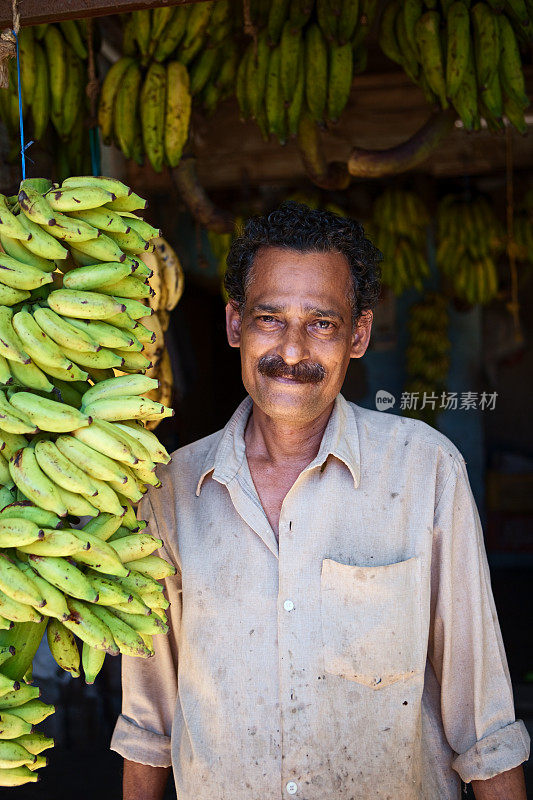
<box><xmin>196</xmin><ymin>393</ymin><xmax>360</xmax><ymax>496</ymax></box>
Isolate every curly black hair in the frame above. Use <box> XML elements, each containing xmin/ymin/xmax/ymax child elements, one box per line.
<box><xmin>224</xmin><ymin>201</ymin><xmax>382</xmax><ymax>325</ymax></box>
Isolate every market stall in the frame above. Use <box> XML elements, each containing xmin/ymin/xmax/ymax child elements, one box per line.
<box><xmin>0</xmin><ymin>0</ymin><xmax>530</xmax><ymax>797</ymax></box>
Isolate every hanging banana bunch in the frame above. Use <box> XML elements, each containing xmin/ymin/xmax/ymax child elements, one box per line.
<box><xmin>437</xmin><ymin>194</ymin><xmax>504</xmax><ymax>304</ymax></box>
<box><xmin>236</xmin><ymin>0</ymin><xmax>379</xmax><ymax>144</ymax></box>
<box><xmin>0</xmin><ymin>174</ymin><xmax>180</xmax><ymax>784</ymax></box>
<box><xmin>0</xmin><ymin>23</ymin><xmax>92</xmax><ymax>174</ymax></box>
<box><xmin>0</xmin><ymin>656</ymin><xmax>54</xmax><ymax>787</ymax></box>
<box><xmin>378</xmin><ymin>0</ymin><xmax>531</xmax><ymax>134</ymax></box>
<box><xmin>135</xmin><ymin>237</ymin><xmax>184</xmax><ymax>430</ymax></box>
<box><xmin>403</xmin><ymin>291</ymin><xmax>450</xmax><ymax>428</ymax></box>
<box><xmin>366</xmin><ymin>188</ymin><xmax>431</xmax><ymax>295</ymax></box>
<box><xmin>98</xmin><ymin>1</ymin><xmax>237</xmax><ymax>172</ymax></box>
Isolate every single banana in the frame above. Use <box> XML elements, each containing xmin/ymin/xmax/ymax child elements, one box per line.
<box><xmin>30</xmin><ymin>43</ymin><xmax>50</xmax><ymax>141</ymax></box>
<box><xmin>59</xmin><ymin>346</ymin><xmax>124</xmax><ymax>371</ymax></box>
<box><xmin>140</xmin><ymin>62</ymin><xmax>166</xmax><ymax>173</ymax></box>
<box><xmin>123</xmin><ymin>554</ymin><xmax>176</xmax><ymax>581</ymax></box>
<box><xmin>153</xmin><ymin>6</ymin><xmax>190</xmax><ymax>62</ymax></box>
<box><xmin>70</xmin><ymin>530</ymin><xmax>128</xmax><ymax>576</ymax></box>
<box><xmin>498</xmin><ymin>13</ymin><xmax>529</xmax><ymax>108</ymax></box>
<box><xmin>0</xmin><ymin>518</ymin><xmax>43</xmax><ymax>548</ymax></box>
<box><xmin>55</xmin><ymin>486</ymin><xmax>98</xmax><ymax>518</ymax></box>
<box><xmin>8</xmin><ymin>358</ymin><xmax>54</xmax><ymax>394</ymax></box>
<box><xmin>46</xmin><ymin>619</ymin><xmax>81</xmax><ymax>677</ymax></box>
<box><xmin>43</xmin><ymin>26</ymin><xmax>66</xmax><ymax>123</ymax></box>
<box><xmin>28</xmin><ymin>555</ymin><xmax>98</xmax><ymax>602</ymax></box>
<box><xmin>110</xmin><ymin>533</ymin><xmax>163</xmax><ymax>563</ymax></box>
<box><xmin>81</xmin><ymin>642</ymin><xmax>106</xmax><ymax>685</ymax></box>
<box><xmin>0</xmin><ymin>739</ymin><xmax>36</xmax><ymax>769</ymax></box>
<box><xmin>46</xmin><ymin>185</ymin><xmax>115</xmax><ymax>213</ymax></box>
<box><xmin>0</xmin><ymin>196</ymin><xmax>31</xmax><ymax>241</ymax></box>
<box><xmin>62</xmin><ymin>261</ymin><xmax>135</xmax><ymax>291</ymax></box>
<box><xmin>9</xmin><ymin>392</ymin><xmax>90</xmax><ymax>435</ymax></box>
<box><xmin>0</xmin><ymin>253</ymin><xmax>53</xmax><ymax>291</ymax></box>
<box><xmin>327</xmin><ymin>42</ymin><xmax>353</xmax><ymax>122</ymax></box>
<box><xmin>115</xmin><ymin>422</ymin><xmax>171</xmax><ymax>464</ymax></box>
<box><xmin>70</xmin><ymin>234</ymin><xmax>126</xmax><ymax>264</ymax></box>
<box><xmin>13</xmin><ymin>733</ymin><xmax>54</xmax><ymax>756</ymax></box>
<box><xmin>16</xmin><ymin>214</ymin><xmax>68</xmax><ymax>261</ymax></box>
<box><xmin>114</xmin><ymin>62</ymin><xmax>142</xmax><ymax>160</ymax></box>
<box><xmin>84</xmin><ymin>395</ymin><xmax>173</xmax><ymax>422</ymax></box>
<box><xmin>34</xmin><ymin>440</ymin><xmax>98</xmax><ymax>496</ymax></box>
<box><xmin>415</xmin><ymin>11</ymin><xmax>448</xmax><ymax>107</ymax></box>
<box><xmin>471</xmin><ymin>2</ymin><xmax>500</xmax><ymax>89</ymax></box>
<box><xmin>0</xmin><ymin>587</ymin><xmax>44</xmax><ymax>623</ymax></box>
<box><xmin>305</xmin><ymin>24</ymin><xmax>329</xmax><ymax>123</ymax></box>
<box><xmin>47</xmin><ymin>290</ymin><xmax>126</xmax><ymax>320</ymax></box>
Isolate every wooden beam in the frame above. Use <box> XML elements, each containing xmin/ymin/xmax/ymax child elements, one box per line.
<box><xmin>0</xmin><ymin>0</ymin><xmax>207</xmax><ymax>29</ymax></box>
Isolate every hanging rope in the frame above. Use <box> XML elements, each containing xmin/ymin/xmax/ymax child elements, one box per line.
<box><xmin>505</xmin><ymin>125</ymin><xmax>522</xmax><ymax>343</ymax></box>
<box><xmin>86</xmin><ymin>18</ymin><xmax>101</xmax><ymax>177</ymax></box>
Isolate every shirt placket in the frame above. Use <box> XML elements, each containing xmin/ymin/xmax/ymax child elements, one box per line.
<box><xmin>277</xmin><ymin>489</ymin><xmax>318</xmax><ymax>800</ymax></box>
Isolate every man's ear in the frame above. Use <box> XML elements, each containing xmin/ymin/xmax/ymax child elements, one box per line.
<box><xmin>226</xmin><ymin>302</ymin><xmax>242</xmax><ymax>348</ymax></box>
<box><xmin>350</xmin><ymin>310</ymin><xmax>373</xmax><ymax>359</ymax></box>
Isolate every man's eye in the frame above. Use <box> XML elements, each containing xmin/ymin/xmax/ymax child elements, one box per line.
<box><xmin>315</xmin><ymin>320</ymin><xmax>333</xmax><ymax>329</ymax></box>
<box><xmin>259</xmin><ymin>315</ymin><xmax>276</xmax><ymax>323</ymax></box>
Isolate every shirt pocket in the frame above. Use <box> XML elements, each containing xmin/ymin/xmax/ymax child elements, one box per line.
<box><xmin>320</xmin><ymin>556</ymin><xmax>424</xmax><ymax>689</ymax></box>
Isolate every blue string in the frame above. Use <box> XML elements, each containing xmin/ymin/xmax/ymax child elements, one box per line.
<box><xmin>89</xmin><ymin>126</ymin><xmax>101</xmax><ymax>177</ymax></box>
<box><xmin>12</xmin><ymin>29</ymin><xmax>28</xmax><ymax>181</ymax></box>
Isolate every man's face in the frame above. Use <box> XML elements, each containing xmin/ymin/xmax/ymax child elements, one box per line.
<box><xmin>226</xmin><ymin>246</ymin><xmax>373</xmax><ymax>425</ymax></box>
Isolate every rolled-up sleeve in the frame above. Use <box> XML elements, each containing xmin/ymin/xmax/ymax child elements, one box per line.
<box><xmin>110</xmin><ymin>493</ymin><xmax>182</xmax><ymax>768</ymax></box>
<box><xmin>428</xmin><ymin>455</ymin><xmax>530</xmax><ymax>783</ymax></box>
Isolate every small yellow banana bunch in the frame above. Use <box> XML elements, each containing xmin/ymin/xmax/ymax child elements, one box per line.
<box><xmin>403</xmin><ymin>291</ymin><xmax>451</xmax><ymax>428</ymax></box>
<box><xmin>367</xmin><ymin>188</ymin><xmax>431</xmax><ymax>296</ymax></box>
<box><xmin>0</xmin><ymin>659</ymin><xmax>54</xmax><ymax>787</ymax></box>
<box><xmin>379</xmin><ymin>0</ymin><xmax>531</xmax><ymax>134</ymax></box>
<box><xmin>437</xmin><ymin>194</ymin><xmax>504</xmax><ymax>304</ymax></box>
<box><xmin>133</xmin><ymin>238</ymin><xmax>184</xmax><ymax>430</ymax></box>
<box><xmin>0</xmin><ymin>22</ymin><xmax>91</xmax><ymax>173</ymax></box>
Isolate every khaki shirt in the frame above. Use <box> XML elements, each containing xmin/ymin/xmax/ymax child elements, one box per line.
<box><xmin>111</xmin><ymin>395</ymin><xmax>529</xmax><ymax>800</ymax></box>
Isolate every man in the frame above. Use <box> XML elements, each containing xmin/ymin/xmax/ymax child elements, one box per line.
<box><xmin>111</xmin><ymin>203</ymin><xmax>529</xmax><ymax>799</ymax></box>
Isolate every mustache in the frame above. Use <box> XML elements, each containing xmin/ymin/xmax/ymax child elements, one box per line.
<box><xmin>257</xmin><ymin>354</ymin><xmax>326</xmax><ymax>384</ymax></box>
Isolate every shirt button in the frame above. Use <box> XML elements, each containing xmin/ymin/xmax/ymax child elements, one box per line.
<box><xmin>286</xmin><ymin>781</ymin><xmax>298</xmax><ymax>794</ymax></box>
<box><xmin>283</xmin><ymin>599</ymin><xmax>295</xmax><ymax>612</ymax></box>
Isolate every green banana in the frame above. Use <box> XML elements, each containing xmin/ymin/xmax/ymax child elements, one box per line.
<box><xmin>8</xmin><ymin>448</ymin><xmax>68</xmax><ymax>517</ymax></box>
<box><xmin>12</xmin><ymin>310</ymin><xmax>74</xmax><ymax>371</ymax></box>
<box><xmin>114</xmin><ymin>62</ymin><xmax>142</xmax><ymax>160</ymax></box>
<box><xmin>47</xmin><ymin>290</ymin><xmax>126</xmax><ymax>320</ymax></box>
<box><xmin>81</xmin><ymin>641</ymin><xmax>106</xmax><ymax>684</ymax></box>
<box><xmin>28</xmin><ymin>555</ymin><xmax>97</xmax><ymax>602</ymax></box>
<box><xmin>471</xmin><ymin>2</ymin><xmax>500</xmax><ymax>89</ymax></box>
<box><xmin>305</xmin><ymin>24</ymin><xmax>329</xmax><ymax>123</ymax></box>
<box><xmin>63</xmin><ymin>598</ymin><xmax>119</xmax><ymax>654</ymax></box>
<box><xmin>415</xmin><ymin>11</ymin><xmax>448</xmax><ymax>107</ymax></box>
<box><xmin>32</xmin><ymin>308</ymin><xmax>100</xmax><ymax>353</ymax></box>
<box><xmin>327</xmin><ymin>42</ymin><xmax>353</xmax><ymax>122</ymax></box>
<box><xmin>140</xmin><ymin>63</ymin><xmax>166</xmax><ymax>173</ymax></box>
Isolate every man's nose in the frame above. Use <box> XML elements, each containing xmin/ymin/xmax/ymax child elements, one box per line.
<box><xmin>277</xmin><ymin>323</ymin><xmax>309</xmax><ymax>366</ymax></box>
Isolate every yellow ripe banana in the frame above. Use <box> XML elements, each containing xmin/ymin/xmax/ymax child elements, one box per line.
<box><xmin>29</xmin><ymin>554</ymin><xmax>98</xmax><ymax>602</ymax></box>
<box><xmin>9</xmin><ymin>392</ymin><xmax>91</xmax><ymax>433</ymax></box>
<box><xmin>34</xmin><ymin>439</ymin><xmax>97</xmax><ymax>496</ymax></box>
<box><xmin>123</xmin><ymin>554</ymin><xmax>176</xmax><ymax>581</ymax></box>
<box><xmin>0</xmin><ymin>588</ymin><xmax>44</xmax><ymax>623</ymax></box>
<box><xmin>70</xmin><ymin>530</ymin><xmax>129</xmax><ymax>576</ymax></box>
<box><xmin>46</xmin><ymin>618</ymin><xmax>81</xmax><ymax>677</ymax></box>
<box><xmin>140</xmin><ymin>63</ymin><xmax>166</xmax><ymax>173</ymax></box>
<box><xmin>47</xmin><ymin>289</ymin><xmax>126</xmax><ymax>320</ymax></box>
<box><xmin>154</xmin><ymin>237</ymin><xmax>184</xmax><ymax>311</ymax></box>
<box><xmin>9</xmin><ymin>359</ymin><xmax>54</xmax><ymax>393</ymax></box>
<box><xmin>0</xmin><ymin>252</ymin><xmax>54</xmax><ymax>291</ymax></box>
<box><xmin>8</xmin><ymin>699</ymin><xmax>55</xmax><ymax>725</ymax></box>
